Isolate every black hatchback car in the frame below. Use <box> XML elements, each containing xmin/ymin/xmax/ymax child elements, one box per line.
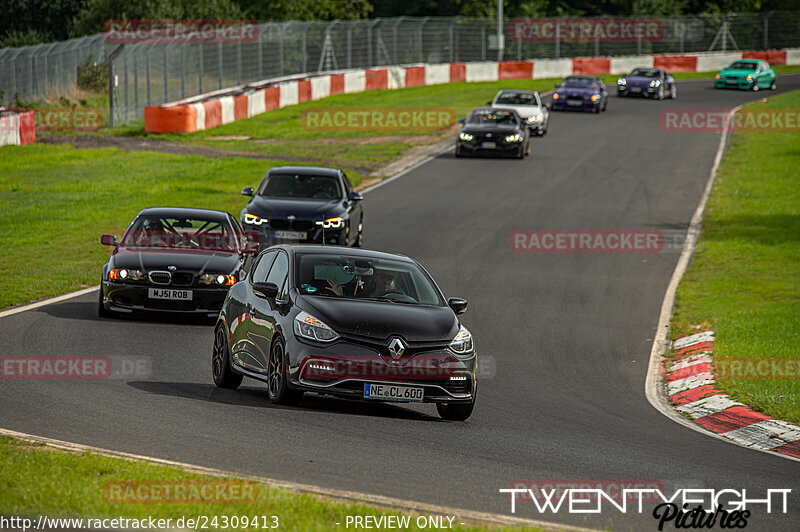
<box><xmin>212</xmin><ymin>245</ymin><xmax>477</xmax><ymax>421</ymax></box>
<box><xmin>240</xmin><ymin>166</ymin><xmax>364</xmax><ymax>249</ymax></box>
<box><xmin>99</xmin><ymin>207</ymin><xmax>253</xmax><ymax>319</ymax></box>
<box><xmin>455</xmin><ymin>107</ymin><xmax>530</xmax><ymax>158</ymax></box>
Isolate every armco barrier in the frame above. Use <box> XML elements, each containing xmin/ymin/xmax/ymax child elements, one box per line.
<box><xmin>0</xmin><ymin>109</ymin><xmax>35</xmax><ymax>146</ymax></box>
<box><xmin>144</xmin><ymin>48</ymin><xmax>800</xmax><ymax>134</ymax></box>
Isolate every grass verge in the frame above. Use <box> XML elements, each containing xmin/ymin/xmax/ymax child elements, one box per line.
<box><xmin>0</xmin><ymin>435</ymin><xmax>531</xmax><ymax>532</ymax></box>
<box><xmin>670</xmin><ymin>89</ymin><xmax>800</xmax><ymax>424</ymax></box>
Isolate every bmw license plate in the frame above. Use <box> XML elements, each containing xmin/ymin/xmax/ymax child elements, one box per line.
<box><xmin>567</xmin><ymin>100</ymin><xmax>582</xmax><ymax>106</ymax></box>
<box><xmin>274</xmin><ymin>230</ymin><xmax>306</xmax><ymax>240</ymax></box>
<box><xmin>364</xmin><ymin>383</ymin><xmax>423</xmax><ymax>402</ymax></box>
<box><xmin>481</xmin><ymin>141</ymin><xmax>496</xmax><ymax>149</ymax></box>
<box><xmin>148</xmin><ymin>288</ymin><xmax>192</xmax><ymax>300</ymax></box>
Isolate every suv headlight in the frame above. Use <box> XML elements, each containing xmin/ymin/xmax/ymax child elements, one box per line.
<box><xmin>314</xmin><ymin>217</ymin><xmax>344</xmax><ymax>229</ymax></box>
<box><xmin>243</xmin><ymin>212</ymin><xmax>268</xmax><ymax>226</ymax></box>
<box><xmin>505</xmin><ymin>133</ymin><xmax>523</xmax><ymax>143</ymax></box>
<box><xmin>294</xmin><ymin>311</ymin><xmax>339</xmax><ymax>342</ymax></box>
<box><xmin>449</xmin><ymin>325</ymin><xmax>474</xmax><ymax>355</ymax></box>
<box><xmin>459</xmin><ymin>132</ymin><xmax>474</xmax><ymax>141</ymax></box>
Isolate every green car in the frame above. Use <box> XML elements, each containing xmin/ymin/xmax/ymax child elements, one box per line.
<box><xmin>715</xmin><ymin>59</ymin><xmax>776</xmax><ymax>91</ymax></box>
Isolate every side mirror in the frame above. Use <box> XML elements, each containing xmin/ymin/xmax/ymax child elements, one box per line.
<box><xmin>554</xmin><ymin>83</ymin><xmax>560</xmax><ymax>89</ymax></box>
<box><xmin>457</xmin><ymin>118</ymin><xmax>466</xmax><ymax>124</ymax></box>
<box><xmin>100</xmin><ymin>234</ymin><xmax>117</xmax><ymax>246</ymax></box>
<box><xmin>349</xmin><ymin>191</ymin><xmax>364</xmax><ymax>202</ymax></box>
<box><xmin>241</xmin><ymin>186</ymin><xmax>254</xmax><ymax>197</ymax></box>
<box><xmin>447</xmin><ymin>297</ymin><xmax>468</xmax><ymax>315</ymax></box>
<box><xmin>485</xmin><ymin>100</ymin><xmax>492</xmax><ymax>105</ymax></box>
<box><xmin>252</xmin><ymin>281</ymin><xmax>278</xmax><ymax>299</ymax></box>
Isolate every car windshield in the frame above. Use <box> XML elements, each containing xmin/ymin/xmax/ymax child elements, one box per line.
<box><xmin>563</xmin><ymin>78</ymin><xmax>595</xmax><ymax>88</ymax></box>
<box><xmin>122</xmin><ymin>215</ymin><xmax>236</xmax><ymax>251</ymax></box>
<box><xmin>495</xmin><ymin>92</ymin><xmax>538</xmax><ymax>106</ymax></box>
<box><xmin>260</xmin><ymin>174</ymin><xmax>342</xmax><ymax>200</ymax></box>
<box><xmin>296</xmin><ymin>253</ymin><xmax>442</xmax><ymax>305</ymax></box>
<box><xmin>629</xmin><ymin>69</ymin><xmax>659</xmax><ymax>78</ymax></box>
<box><xmin>728</xmin><ymin>61</ymin><xmax>758</xmax><ymax>70</ymax></box>
<box><xmin>467</xmin><ymin>110</ymin><xmax>517</xmax><ymax>126</ymax></box>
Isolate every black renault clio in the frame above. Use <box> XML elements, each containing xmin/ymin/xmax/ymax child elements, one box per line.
<box><xmin>212</xmin><ymin>245</ymin><xmax>477</xmax><ymax>421</ymax></box>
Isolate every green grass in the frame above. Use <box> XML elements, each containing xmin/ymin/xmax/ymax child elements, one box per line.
<box><xmin>671</xmin><ymin>89</ymin><xmax>800</xmax><ymax>424</ymax></box>
<box><xmin>0</xmin><ymin>144</ymin><xmax>280</xmax><ymax>309</ymax></box>
<box><xmin>0</xmin><ymin>436</ymin><xmax>529</xmax><ymax>532</ymax></box>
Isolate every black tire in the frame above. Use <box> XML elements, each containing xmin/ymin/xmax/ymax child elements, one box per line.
<box><xmin>515</xmin><ymin>145</ymin><xmax>525</xmax><ymax>159</ymax></box>
<box><xmin>212</xmin><ymin>325</ymin><xmax>243</xmax><ymax>389</ymax></box>
<box><xmin>670</xmin><ymin>84</ymin><xmax>677</xmax><ymax>99</ymax></box>
<box><xmin>454</xmin><ymin>144</ymin><xmax>464</xmax><ymax>158</ymax></box>
<box><xmin>98</xmin><ymin>287</ymin><xmax>113</xmax><ymax>318</ymax></box>
<box><xmin>353</xmin><ymin>220</ymin><xmax>363</xmax><ymax>248</ymax></box>
<box><xmin>267</xmin><ymin>337</ymin><xmax>303</xmax><ymax>405</ymax></box>
<box><xmin>593</xmin><ymin>104</ymin><xmax>600</xmax><ymax>114</ymax></box>
<box><xmin>437</xmin><ymin>401</ymin><xmax>475</xmax><ymax>421</ymax></box>
<box><xmin>602</xmin><ymin>100</ymin><xmax>607</xmax><ymax>111</ymax></box>
<box><xmin>770</xmin><ymin>79</ymin><xmax>777</xmax><ymax>90</ymax></box>
<box><xmin>655</xmin><ymin>86</ymin><xmax>664</xmax><ymax>100</ymax></box>
<box><xmin>752</xmin><ymin>80</ymin><xmax>759</xmax><ymax>92</ymax></box>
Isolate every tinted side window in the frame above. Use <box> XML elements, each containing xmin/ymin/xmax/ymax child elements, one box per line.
<box><xmin>252</xmin><ymin>251</ymin><xmax>277</xmax><ymax>282</ymax></box>
<box><xmin>266</xmin><ymin>252</ymin><xmax>289</xmax><ymax>289</ymax></box>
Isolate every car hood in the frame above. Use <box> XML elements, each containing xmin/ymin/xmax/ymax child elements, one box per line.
<box><xmin>112</xmin><ymin>248</ymin><xmax>241</xmax><ymax>273</ymax></box>
<box><xmin>624</xmin><ymin>76</ymin><xmax>659</xmax><ymax>87</ymax></box>
<box><xmin>243</xmin><ymin>196</ymin><xmax>345</xmax><ymax>221</ymax></box>
<box><xmin>459</xmin><ymin>123</ymin><xmax>520</xmax><ymax>135</ymax></box>
<box><xmin>720</xmin><ymin>68</ymin><xmax>757</xmax><ymax>77</ymax></box>
<box><xmin>555</xmin><ymin>87</ymin><xmax>595</xmax><ymax>98</ymax></box>
<box><xmin>492</xmin><ymin>104</ymin><xmax>540</xmax><ymax>119</ymax></box>
<box><xmin>297</xmin><ymin>295</ymin><xmax>459</xmax><ymax>344</ymax></box>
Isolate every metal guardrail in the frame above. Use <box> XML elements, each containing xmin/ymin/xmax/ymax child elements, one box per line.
<box><xmin>1</xmin><ymin>12</ymin><xmax>799</xmax><ymax>124</ymax></box>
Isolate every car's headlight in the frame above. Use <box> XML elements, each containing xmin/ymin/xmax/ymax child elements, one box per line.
<box><xmin>591</xmin><ymin>94</ymin><xmax>600</xmax><ymax>102</ymax></box>
<box><xmin>527</xmin><ymin>115</ymin><xmax>542</xmax><ymax>122</ymax></box>
<box><xmin>449</xmin><ymin>325</ymin><xmax>474</xmax><ymax>355</ymax></box>
<box><xmin>505</xmin><ymin>133</ymin><xmax>523</xmax><ymax>143</ymax></box>
<box><xmin>243</xmin><ymin>212</ymin><xmax>268</xmax><ymax>226</ymax></box>
<box><xmin>199</xmin><ymin>273</ymin><xmax>237</xmax><ymax>286</ymax></box>
<box><xmin>108</xmin><ymin>268</ymin><xmax>145</xmax><ymax>281</ymax></box>
<box><xmin>618</xmin><ymin>78</ymin><xmax>627</xmax><ymax>85</ymax></box>
<box><xmin>459</xmin><ymin>132</ymin><xmax>474</xmax><ymax>141</ymax></box>
<box><xmin>715</xmin><ymin>74</ymin><xmax>722</xmax><ymax>79</ymax></box>
<box><xmin>552</xmin><ymin>93</ymin><xmax>559</xmax><ymax>99</ymax></box>
<box><xmin>294</xmin><ymin>311</ymin><xmax>339</xmax><ymax>342</ymax></box>
<box><xmin>746</xmin><ymin>75</ymin><xmax>753</xmax><ymax>82</ymax></box>
<box><xmin>649</xmin><ymin>80</ymin><xmax>661</xmax><ymax>87</ymax></box>
<box><xmin>314</xmin><ymin>216</ymin><xmax>344</xmax><ymax>229</ymax></box>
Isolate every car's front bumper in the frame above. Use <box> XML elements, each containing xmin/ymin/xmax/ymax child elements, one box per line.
<box><xmin>101</xmin><ymin>281</ymin><xmax>229</xmax><ymax>318</ymax></box>
<box><xmin>242</xmin><ymin>224</ymin><xmax>347</xmax><ymax>248</ymax></box>
<box><xmin>715</xmin><ymin>79</ymin><xmax>754</xmax><ymax>90</ymax></box>
<box><xmin>457</xmin><ymin>139</ymin><xmax>523</xmax><ymax>156</ymax></box>
<box><xmin>617</xmin><ymin>86</ymin><xmax>659</xmax><ymax>97</ymax></box>
<box><xmin>551</xmin><ymin>98</ymin><xmax>599</xmax><ymax>111</ymax></box>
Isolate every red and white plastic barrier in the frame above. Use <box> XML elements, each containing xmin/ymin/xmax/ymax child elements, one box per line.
<box><xmin>0</xmin><ymin>109</ymin><xmax>36</xmax><ymax>146</ymax></box>
<box><xmin>145</xmin><ymin>47</ymin><xmax>800</xmax><ymax>134</ymax></box>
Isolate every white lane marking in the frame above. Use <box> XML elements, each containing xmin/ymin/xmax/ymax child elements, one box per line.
<box><xmin>677</xmin><ymin>395</ymin><xmax>743</xmax><ymax>419</ymax></box>
<box><xmin>724</xmin><ymin>420</ymin><xmax>800</xmax><ymax>451</ymax></box>
<box><xmin>0</xmin><ymin>427</ymin><xmax>595</xmax><ymax>532</ymax></box>
<box><xmin>0</xmin><ymin>286</ymin><xmax>98</xmax><ymax>320</ymax></box>
<box><xmin>669</xmin><ymin>353</ymin><xmax>713</xmax><ymax>371</ymax></box>
<box><xmin>672</xmin><ymin>331</ymin><xmax>715</xmax><ymax>350</ymax></box>
<box><xmin>667</xmin><ymin>373</ymin><xmax>715</xmax><ymax>395</ymax></box>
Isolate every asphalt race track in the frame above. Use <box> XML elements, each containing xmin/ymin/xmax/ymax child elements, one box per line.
<box><xmin>2</xmin><ymin>75</ymin><xmax>799</xmax><ymax>530</ymax></box>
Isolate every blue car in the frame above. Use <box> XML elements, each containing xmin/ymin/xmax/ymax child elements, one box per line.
<box><xmin>617</xmin><ymin>67</ymin><xmax>677</xmax><ymax>99</ymax></box>
<box><xmin>550</xmin><ymin>75</ymin><xmax>608</xmax><ymax>113</ymax></box>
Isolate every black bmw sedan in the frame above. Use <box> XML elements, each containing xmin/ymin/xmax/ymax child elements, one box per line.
<box><xmin>212</xmin><ymin>245</ymin><xmax>477</xmax><ymax>421</ymax></box>
<box><xmin>240</xmin><ymin>166</ymin><xmax>364</xmax><ymax>249</ymax></box>
<box><xmin>455</xmin><ymin>107</ymin><xmax>530</xmax><ymax>158</ymax></box>
<box><xmin>99</xmin><ymin>207</ymin><xmax>253</xmax><ymax>319</ymax></box>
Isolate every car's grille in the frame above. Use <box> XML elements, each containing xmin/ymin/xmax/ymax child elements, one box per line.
<box><xmin>171</xmin><ymin>272</ymin><xmax>194</xmax><ymax>286</ymax></box>
<box><xmin>148</xmin><ymin>271</ymin><xmax>171</xmax><ymax>285</ymax></box>
<box><xmin>269</xmin><ymin>219</ymin><xmax>315</xmax><ymax>231</ymax></box>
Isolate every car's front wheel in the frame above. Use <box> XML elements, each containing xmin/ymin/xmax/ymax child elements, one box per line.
<box><xmin>437</xmin><ymin>401</ymin><xmax>475</xmax><ymax>421</ymax></box>
<box><xmin>770</xmin><ymin>79</ymin><xmax>777</xmax><ymax>90</ymax></box>
<box><xmin>212</xmin><ymin>325</ymin><xmax>243</xmax><ymax>389</ymax></box>
<box><xmin>97</xmin><ymin>287</ymin><xmax>113</xmax><ymax>318</ymax></box>
<box><xmin>353</xmin><ymin>220</ymin><xmax>363</xmax><ymax>248</ymax></box>
<box><xmin>752</xmin><ymin>80</ymin><xmax>760</xmax><ymax>92</ymax></box>
<box><xmin>267</xmin><ymin>337</ymin><xmax>303</xmax><ymax>405</ymax></box>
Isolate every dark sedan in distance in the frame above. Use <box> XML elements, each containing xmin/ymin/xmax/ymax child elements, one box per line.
<box><xmin>551</xmin><ymin>75</ymin><xmax>608</xmax><ymax>113</ymax></box>
<box><xmin>99</xmin><ymin>207</ymin><xmax>253</xmax><ymax>319</ymax></box>
<box><xmin>240</xmin><ymin>166</ymin><xmax>364</xmax><ymax>249</ymax></box>
<box><xmin>617</xmin><ymin>67</ymin><xmax>677</xmax><ymax>99</ymax></box>
<box><xmin>212</xmin><ymin>245</ymin><xmax>477</xmax><ymax>421</ymax></box>
<box><xmin>455</xmin><ymin>107</ymin><xmax>530</xmax><ymax>158</ymax></box>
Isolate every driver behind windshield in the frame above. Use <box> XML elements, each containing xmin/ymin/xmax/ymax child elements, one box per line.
<box><xmin>326</xmin><ymin>268</ymin><xmax>395</xmax><ymax>298</ymax></box>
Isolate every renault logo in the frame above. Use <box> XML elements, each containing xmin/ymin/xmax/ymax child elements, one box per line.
<box><xmin>388</xmin><ymin>337</ymin><xmax>406</xmax><ymax>360</ymax></box>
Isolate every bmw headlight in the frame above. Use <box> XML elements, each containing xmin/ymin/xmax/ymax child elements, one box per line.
<box><xmin>449</xmin><ymin>325</ymin><xmax>474</xmax><ymax>355</ymax></box>
<box><xmin>294</xmin><ymin>311</ymin><xmax>339</xmax><ymax>343</ymax></box>
<box><xmin>108</xmin><ymin>268</ymin><xmax>145</xmax><ymax>281</ymax></box>
<box><xmin>315</xmin><ymin>217</ymin><xmax>344</xmax><ymax>229</ymax></box>
<box><xmin>199</xmin><ymin>273</ymin><xmax>237</xmax><ymax>286</ymax></box>
<box><xmin>618</xmin><ymin>78</ymin><xmax>627</xmax><ymax>85</ymax></box>
<box><xmin>243</xmin><ymin>212</ymin><xmax>268</xmax><ymax>226</ymax></box>
<box><xmin>459</xmin><ymin>132</ymin><xmax>474</xmax><ymax>141</ymax></box>
<box><xmin>505</xmin><ymin>133</ymin><xmax>523</xmax><ymax>143</ymax></box>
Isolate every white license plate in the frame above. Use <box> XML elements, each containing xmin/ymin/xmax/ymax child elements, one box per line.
<box><xmin>148</xmin><ymin>288</ymin><xmax>192</xmax><ymax>300</ymax></box>
<box><xmin>274</xmin><ymin>230</ymin><xmax>306</xmax><ymax>240</ymax></box>
<box><xmin>364</xmin><ymin>383</ymin><xmax>423</xmax><ymax>402</ymax></box>
<box><xmin>567</xmin><ymin>100</ymin><xmax>583</xmax><ymax>106</ymax></box>
<box><xmin>481</xmin><ymin>141</ymin><xmax>496</xmax><ymax>149</ymax></box>
<box><xmin>630</xmin><ymin>87</ymin><xmax>641</xmax><ymax>93</ymax></box>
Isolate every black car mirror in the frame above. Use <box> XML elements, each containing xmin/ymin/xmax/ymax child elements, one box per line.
<box><xmin>100</xmin><ymin>234</ymin><xmax>117</xmax><ymax>246</ymax></box>
<box><xmin>349</xmin><ymin>191</ymin><xmax>364</xmax><ymax>202</ymax></box>
<box><xmin>447</xmin><ymin>297</ymin><xmax>468</xmax><ymax>315</ymax></box>
<box><xmin>485</xmin><ymin>100</ymin><xmax>492</xmax><ymax>105</ymax></box>
<box><xmin>554</xmin><ymin>83</ymin><xmax>560</xmax><ymax>89</ymax></box>
<box><xmin>241</xmin><ymin>186</ymin><xmax>254</xmax><ymax>197</ymax></box>
<box><xmin>457</xmin><ymin>118</ymin><xmax>466</xmax><ymax>124</ymax></box>
<box><xmin>253</xmin><ymin>282</ymin><xmax>278</xmax><ymax>299</ymax></box>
